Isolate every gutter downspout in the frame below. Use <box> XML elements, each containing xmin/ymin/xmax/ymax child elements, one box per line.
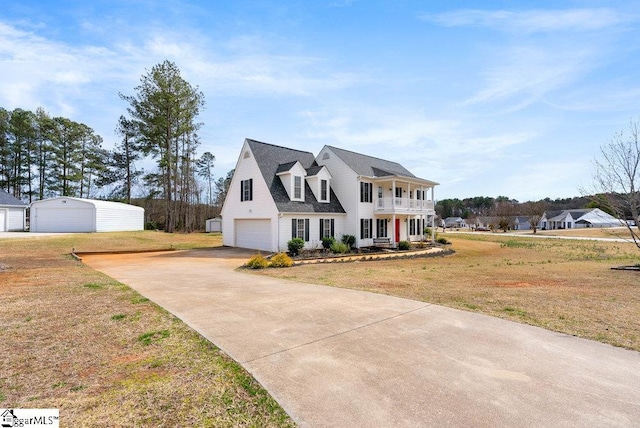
<box><xmin>277</xmin><ymin>212</ymin><xmax>283</xmax><ymax>252</ymax></box>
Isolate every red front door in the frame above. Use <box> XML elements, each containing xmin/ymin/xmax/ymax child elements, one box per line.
<box><xmin>395</xmin><ymin>219</ymin><xmax>401</xmax><ymax>243</ymax></box>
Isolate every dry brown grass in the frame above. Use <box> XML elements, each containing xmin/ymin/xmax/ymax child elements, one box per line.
<box><xmin>257</xmin><ymin>233</ymin><xmax>640</xmax><ymax>351</ymax></box>
<box><xmin>0</xmin><ymin>231</ymin><xmax>294</xmax><ymax>427</ymax></box>
<box><xmin>516</xmin><ymin>226</ymin><xmax>632</xmax><ymax>239</ymax></box>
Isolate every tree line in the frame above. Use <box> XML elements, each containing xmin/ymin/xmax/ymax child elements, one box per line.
<box><xmin>0</xmin><ymin>60</ymin><xmax>233</xmax><ymax>232</ymax></box>
<box><xmin>435</xmin><ymin>195</ymin><xmax>596</xmax><ymax>220</ymax></box>
<box><xmin>0</xmin><ymin>107</ymin><xmax>107</xmax><ymax>202</ymax></box>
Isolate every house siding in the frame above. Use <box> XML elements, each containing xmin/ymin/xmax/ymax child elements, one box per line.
<box><xmin>278</xmin><ymin>213</ymin><xmax>345</xmax><ymax>251</ymax></box>
<box><xmin>221</xmin><ymin>141</ymin><xmax>279</xmax><ymax>251</ymax></box>
<box><xmin>316</xmin><ymin>146</ymin><xmax>360</xmax><ymax>244</ymax></box>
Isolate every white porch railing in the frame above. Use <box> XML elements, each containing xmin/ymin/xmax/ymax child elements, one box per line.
<box><xmin>376</xmin><ymin>197</ymin><xmax>435</xmax><ymax>213</ymax></box>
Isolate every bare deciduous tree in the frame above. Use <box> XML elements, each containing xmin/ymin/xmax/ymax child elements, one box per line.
<box><xmin>590</xmin><ymin>119</ymin><xmax>640</xmax><ymax>249</ymax></box>
<box><xmin>522</xmin><ymin>200</ymin><xmax>547</xmax><ymax>234</ymax></box>
<box><xmin>493</xmin><ymin>200</ymin><xmax>515</xmax><ymax>232</ymax></box>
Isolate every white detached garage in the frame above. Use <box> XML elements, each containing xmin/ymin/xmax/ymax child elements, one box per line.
<box><xmin>30</xmin><ymin>197</ymin><xmax>144</xmax><ymax>233</ymax></box>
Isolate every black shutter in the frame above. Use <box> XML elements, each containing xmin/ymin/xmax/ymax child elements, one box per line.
<box><xmin>360</xmin><ymin>182</ymin><xmax>364</xmax><ymax>202</ymax></box>
<box><xmin>240</xmin><ymin>180</ymin><xmax>244</xmax><ymax>201</ymax></box>
<box><xmin>249</xmin><ymin>179</ymin><xmax>253</xmax><ymax>201</ymax></box>
<box><xmin>360</xmin><ymin>219</ymin><xmax>364</xmax><ymax>239</ymax></box>
<box><xmin>369</xmin><ymin>219</ymin><xmax>373</xmax><ymax>238</ymax></box>
<box><xmin>368</xmin><ymin>184</ymin><xmax>372</xmax><ymax>203</ymax></box>
<box><xmin>304</xmin><ymin>219</ymin><xmax>310</xmax><ymax>241</ymax></box>
<box><xmin>319</xmin><ymin>219</ymin><xmax>323</xmax><ymax>239</ymax></box>
<box><xmin>292</xmin><ymin>219</ymin><xmax>296</xmax><ymax>239</ymax></box>
<box><xmin>330</xmin><ymin>219</ymin><xmax>335</xmax><ymax>238</ymax></box>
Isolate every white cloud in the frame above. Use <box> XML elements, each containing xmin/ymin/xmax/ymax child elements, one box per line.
<box><xmin>500</xmin><ymin>159</ymin><xmax>590</xmax><ymax>201</ymax></box>
<box><xmin>423</xmin><ymin>8</ymin><xmax>630</xmax><ymax>34</ymax></box>
<box><xmin>462</xmin><ymin>44</ymin><xmax>593</xmax><ymax>108</ymax></box>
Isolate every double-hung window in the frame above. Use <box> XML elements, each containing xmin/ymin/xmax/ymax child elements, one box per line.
<box><xmin>241</xmin><ymin>179</ymin><xmax>253</xmax><ymax>201</ymax></box>
<box><xmin>319</xmin><ymin>218</ymin><xmax>335</xmax><ymax>239</ymax></box>
<box><xmin>376</xmin><ymin>219</ymin><xmax>387</xmax><ymax>237</ymax></box>
<box><xmin>294</xmin><ymin>176</ymin><xmax>302</xmax><ymax>199</ymax></box>
<box><xmin>320</xmin><ymin>179</ymin><xmax>328</xmax><ymax>202</ymax></box>
<box><xmin>360</xmin><ymin>218</ymin><xmax>373</xmax><ymax>239</ymax></box>
<box><xmin>360</xmin><ymin>182</ymin><xmax>373</xmax><ymax>203</ymax></box>
<box><xmin>291</xmin><ymin>218</ymin><xmax>310</xmax><ymax>241</ymax></box>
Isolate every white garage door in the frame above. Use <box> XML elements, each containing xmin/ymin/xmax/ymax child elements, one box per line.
<box><xmin>0</xmin><ymin>210</ymin><xmax>6</xmax><ymax>232</ymax></box>
<box><xmin>32</xmin><ymin>207</ymin><xmax>94</xmax><ymax>232</ymax></box>
<box><xmin>235</xmin><ymin>219</ymin><xmax>271</xmax><ymax>251</ymax></box>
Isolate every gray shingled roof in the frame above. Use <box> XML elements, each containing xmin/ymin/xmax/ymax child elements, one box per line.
<box><xmin>326</xmin><ymin>145</ymin><xmax>416</xmax><ymax>178</ymax></box>
<box><xmin>545</xmin><ymin>209</ymin><xmax>592</xmax><ymax>221</ymax></box>
<box><xmin>0</xmin><ymin>189</ymin><xmax>26</xmax><ymax>206</ymax></box>
<box><xmin>247</xmin><ymin>139</ymin><xmax>345</xmax><ymax>214</ymax></box>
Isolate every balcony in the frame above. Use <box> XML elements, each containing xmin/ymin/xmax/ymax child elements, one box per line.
<box><xmin>376</xmin><ymin>197</ymin><xmax>435</xmax><ymax>214</ymax></box>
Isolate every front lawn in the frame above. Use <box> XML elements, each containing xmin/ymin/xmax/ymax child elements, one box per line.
<box><xmin>0</xmin><ymin>231</ymin><xmax>294</xmax><ymax>427</ymax></box>
<box><xmin>255</xmin><ymin>233</ymin><xmax>640</xmax><ymax>351</ymax></box>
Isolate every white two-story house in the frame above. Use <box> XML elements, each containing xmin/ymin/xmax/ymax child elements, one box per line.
<box><xmin>221</xmin><ymin>139</ymin><xmax>438</xmax><ymax>252</ymax></box>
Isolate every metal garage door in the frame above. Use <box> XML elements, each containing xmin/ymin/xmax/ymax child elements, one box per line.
<box><xmin>235</xmin><ymin>219</ymin><xmax>271</xmax><ymax>251</ymax></box>
<box><xmin>0</xmin><ymin>210</ymin><xmax>5</xmax><ymax>232</ymax></box>
<box><xmin>32</xmin><ymin>207</ymin><xmax>94</xmax><ymax>232</ymax></box>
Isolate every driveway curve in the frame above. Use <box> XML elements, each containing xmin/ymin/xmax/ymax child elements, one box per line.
<box><xmin>82</xmin><ymin>247</ymin><xmax>640</xmax><ymax>427</ymax></box>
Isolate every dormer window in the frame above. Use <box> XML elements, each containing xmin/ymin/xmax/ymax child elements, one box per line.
<box><xmin>320</xmin><ymin>179</ymin><xmax>328</xmax><ymax>202</ymax></box>
<box><xmin>294</xmin><ymin>176</ymin><xmax>302</xmax><ymax>199</ymax></box>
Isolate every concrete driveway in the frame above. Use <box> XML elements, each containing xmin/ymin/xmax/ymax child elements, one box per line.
<box><xmin>82</xmin><ymin>248</ymin><xmax>640</xmax><ymax>427</ymax></box>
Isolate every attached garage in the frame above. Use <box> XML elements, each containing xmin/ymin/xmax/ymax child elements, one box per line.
<box><xmin>0</xmin><ymin>189</ymin><xmax>27</xmax><ymax>232</ymax></box>
<box><xmin>30</xmin><ymin>197</ymin><xmax>144</xmax><ymax>233</ymax></box>
<box><xmin>234</xmin><ymin>219</ymin><xmax>272</xmax><ymax>251</ymax></box>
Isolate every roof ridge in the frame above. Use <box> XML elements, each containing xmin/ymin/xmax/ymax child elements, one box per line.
<box><xmin>325</xmin><ymin>145</ymin><xmax>404</xmax><ymax>166</ymax></box>
<box><xmin>247</xmin><ymin>138</ymin><xmax>314</xmax><ymax>156</ymax></box>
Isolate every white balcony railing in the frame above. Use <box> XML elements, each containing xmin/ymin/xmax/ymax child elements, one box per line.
<box><xmin>376</xmin><ymin>197</ymin><xmax>434</xmax><ymax>213</ymax></box>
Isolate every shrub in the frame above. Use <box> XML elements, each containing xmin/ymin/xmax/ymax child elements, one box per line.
<box><xmin>269</xmin><ymin>252</ymin><xmax>293</xmax><ymax>268</ymax></box>
<box><xmin>245</xmin><ymin>254</ymin><xmax>269</xmax><ymax>269</ymax></box>
<box><xmin>330</xmin><ymin>241</ymin><xmax>349</xmax><ymax>254</ymax></box>
<box><xmin>287</xmin><ymin>238</ymin><xmax>305</xmax><ymax>256</ymax></box>
<box><xmin>321</xmin><ymin>236</ymin><xmax>336</xmax><ymax>250</ymax></box>
<box><xmin>341</xmin><ymin>234</ymin><xmax>356</xmax><ymax>248</ymax></box>
<box><xmin>398</xmin><ymin>240</ymin><xmax>411</xmax><ymax>250</ymax></box>
<box><xmin>437</xmin><ymin>237</ymin><xmax>450</xmax><ymax>245</ymax></box>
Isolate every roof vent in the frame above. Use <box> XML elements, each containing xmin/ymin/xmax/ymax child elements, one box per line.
<box><xmin>243</xmin><ymin>151</ymin><xmax>251</xmax><ymax>159</ymax></box>
<box><xmin>322</xmin><ymin>152</ymin><xmax>330</xmax><ymax>160</ymax></box>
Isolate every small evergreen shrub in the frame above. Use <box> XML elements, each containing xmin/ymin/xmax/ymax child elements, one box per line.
<box><xmin>321</xmin><ymin>236</ymin><xmax>336</xmax><ymax>250</ymax></box>
<box><xmin>437</xmin><ymin>237</ymin><xmax>450</xmax><ymax>245</ymax></box>
<box><xmin>330</xmin><ymin>241</ymin><xmax>349</xmax><ymax>254</ymax></box>
<box><xmin>341</xmin><ymin>234</ymin><xmax>356</xmax><ymax>248</ymax></box>
<box><xmin>287</xmin><ymin>238</ymin><xmax>305</xmax><ymax>256</ymax></box>
<box><xmin>398</xmin><ymin>240</ymin><xmax>411</xmax><ymax>250</ymax></box>
<box><xmin>269</xmin><ymin>252</ymin><xmax>293</xmax><ymax>268</ymax></box>
<box><xmin>245</xmin><ymin>254</ymin><xmax>269</xmax><ymax>269</ymax></box>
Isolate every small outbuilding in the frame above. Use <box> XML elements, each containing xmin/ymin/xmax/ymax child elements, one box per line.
<box><xmin>0</xmin><ymin>189</ymin><xmax>27</xmax><ymax>232</ymax></box>
<box><xmin>205</xmin><ymin>218</ymin><xmax>222</xmax><ymax>233</ymax></box>
<box><xmin>30</xmin><ymin>197</ymin><xmax>144</xmax><ymax>233</ymax></box>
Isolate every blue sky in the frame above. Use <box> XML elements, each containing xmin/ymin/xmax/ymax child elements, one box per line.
<box><xmin>2</xmin><ymin>1</ymin><xmax>639</xmax><ymax>202</ymax></box>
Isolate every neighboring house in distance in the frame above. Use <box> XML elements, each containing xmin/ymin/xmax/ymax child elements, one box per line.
<box><xmin>0</xmin><ymin>189</ymin><xmax>27</xmax><ymax>232</ymax></box>
<box><xmin>540</xmin><ymin>208</ymin><xmax>622</xmax><ymax>230</ymax></box>
<box><xmin>443</xmin><ymin>217</ymin><xmax>466</xmax><ymax>228</ymax></box>
<box><xmin>513</xmin><ymin>216</ymin><xmax>532</xmax><ymax>230</ymax></box>
<box><xmin>475</xmin><ymin>216</ymin><xmax>497</xmax><ymax>230</ymax></box>
<box><xmin>221</xmin><ymin>139</ymin><xmax>438</xmax><ymax>252</ymax></box>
